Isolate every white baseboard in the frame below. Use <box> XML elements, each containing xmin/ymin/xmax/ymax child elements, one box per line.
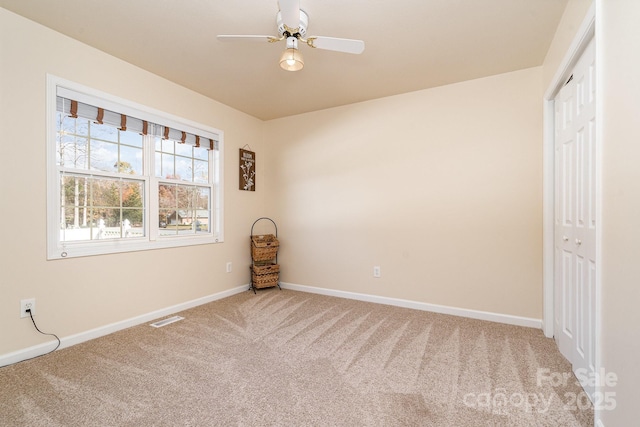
<box><xmin>280</xmin><ymin>282</ymin><xmax>542</xmax><ymax>329</ymax></box>
<box><xmin>0</xmin><ymin>284</ymin><xmax>249</xmax><ymax>368</ymax></box>
<box><xmin>2</xmin><ymin>282</ymin><xmax>543</xmax><ymax>367</ymax></box>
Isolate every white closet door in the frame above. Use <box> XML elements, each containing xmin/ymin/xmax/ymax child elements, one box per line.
<box><xmin>554</xmin><ymin>72</ymin><xmax>575</xmax><ymax>363</ymax></box>
<box><xmin>554</xmin><ymin>37</ymin><xmax>596</xmax><ymax>400</ymax></box>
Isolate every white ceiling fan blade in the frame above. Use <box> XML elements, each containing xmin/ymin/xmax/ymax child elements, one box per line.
<box><xmin>278</xmin><ymin>0</ymin><xmax>300</xmax><ymax>30</ymax></box>
<box><xmin>217</xmin><ymin>35</ymin><xmax>275</xmax><ymax>43</ymax></box>
<box><xmin>309</xmin><ymin>36</ymin><xmax>365</xmax><ymax>54</ymax></box>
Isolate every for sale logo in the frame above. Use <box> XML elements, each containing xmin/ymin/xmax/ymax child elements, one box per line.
<box><xmin>537</xmin><ymin>368</ymin><xmax>617</xmax><ymax>411</ymax></box>
<box><xmin>462</xmin><ymin>389</ymin><xmax>554</xmax><ymax>415</ymax></box>
<box><xmin>462</xmin><ymin>368</ymin><xmax>617</xmax><ymax>415</ymax></box>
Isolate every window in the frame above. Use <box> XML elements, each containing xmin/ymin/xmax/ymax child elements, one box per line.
<box><xmin>47</xmin><ymin>76</ymin><xmax>224</xmax><ymax>259</ymax></box>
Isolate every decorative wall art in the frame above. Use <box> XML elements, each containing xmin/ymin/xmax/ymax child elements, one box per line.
<box><xmin>239</xmin><ymin>148</ymin><xmax>256</xmax><ymax>191</ymax></box>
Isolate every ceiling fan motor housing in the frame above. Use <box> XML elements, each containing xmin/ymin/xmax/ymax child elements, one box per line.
<box><xmin>277</xmin><ymin>9</ymin><xmax>308</xmax><ymax>38</ymax></box>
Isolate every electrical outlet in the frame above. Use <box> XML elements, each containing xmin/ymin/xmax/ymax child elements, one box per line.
<box><xmin>20</xmin><ymin>298</ymin><xmax>35</xmax><ymax>318</ymax></box>
<box><xmin>373</xmin><ymin>266</ymin><xmax>381</xmax><ymax>278</ymax></box>
<box><xmin>226</xmin><ymin>262</ymin><xmax>232</xmax><ymax>273</ymax></box>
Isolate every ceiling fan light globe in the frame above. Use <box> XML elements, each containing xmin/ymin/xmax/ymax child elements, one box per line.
<box><xmin>280</xmin><ymin>48</ymin><xmax>304</xmax><ymax>71</ymax></box>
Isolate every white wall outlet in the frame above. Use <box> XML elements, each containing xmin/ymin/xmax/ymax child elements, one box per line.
<box><xmin>226</xmin><ymin>262</ymin><xmax>232</xmax><ymax>273</ymax></box>
<box><xmin>373</xmin><ymin>266</ymin><xmax>381</xmax><ymax>278</ymax></box>
<box><xmin>20</xmin><ymin>298</ymin><xmax>35</xmax><ymax>318</ymax></box>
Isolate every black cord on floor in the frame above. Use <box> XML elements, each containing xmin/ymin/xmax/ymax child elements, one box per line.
<box><xmin>8</xmin><ymin>310</ymin><xmax>62</xmax><ymax>366</ymax></box>
<box><xmin>28</xmin><ymin>309</ymin><xmax>61</xmax><ymax>353</ymax></box>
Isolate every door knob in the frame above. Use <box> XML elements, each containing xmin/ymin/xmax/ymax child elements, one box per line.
<box><xmin>563</xmin><ymin>236</ymin><xmax>569</xmax><ymax>242</ymax></box>
<box><xmin>575</xmin><ymin>239</ymin><xmax>582</xmax><ymax>245</ymax></box>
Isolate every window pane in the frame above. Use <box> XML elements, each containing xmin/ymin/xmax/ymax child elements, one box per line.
<box><xmin>161</xmin><ymin>139</ymin><xmax>174</xmax><ymax>154</ymax></box>
<box><xmin>57</xmin><ymin>112</ymin><xmax>80</xmax><ymax>135</ymax></box>
<box><xmin>155</xmin><ymin>137</ymin><xmax>208</xmax><ymax>183</ymax></box>
<box><xmin>194</xmin><ymin>146</ymin><xmax>208</xmax><ymax>160</ymax></box>
<box><xmin>61</xmin><ymin>207</ymin><xmax>92</xmax><ymax>241</ymax></box>
<box><xmin>175</xmin><ymin>156</ymin><xmax>193</xmax><ymax>182</ymax></box>
<box><xmin>91</xmin><ymin>122</ymin><xmax>118</xmax><ymax>142</ymax></box>
<box><xmin>158</xmin><ymin>183</ymin><xmax>176</xmax><ymax>210</ymax></box>
<box><xmin>175</xmin><ymin>142</ymin><xmax>192</xmax><ymax>157</ymax></box>
<box><xmin>61</xmin><ymin>175</ymin><xmax>87</xmax><ymax>207</ymax></box>
<box><xmin>61</xmin><ymin>206</ymin><xmax>120</xmax><ymax>242</ymax></box>
<box><xmin>156</xmin><ymin>183</ymin><xmax>211</xmax><ymax>237</ymax></box>
<box><xmin>90</xmin><ymin>177</ymin><xmax>121</xmax><ymax>208</ymax></box>
<box><xmin>195</xmin><ymin>187</ymin><xmax>210</xmax><ymax>209</ymax></box>
<box><xmin>119</xmin><ymin>145</ymin><xmax>143</xmax><ymax>175</ymax></box>
<box><xmin>122</xmin><ymin>180</ymin><xmax>144</xmax><ymax>208</ymax></box>
<box><xmin>89</xmin><ymin>139</ymin><xmax>119</xmax><ymax>172</ymax></box>
<box><xmin>158</xmin><ymin>209</ymin><xmax>178</xmax><ymax>236</ymax></box>
<box><xmin>154</xmin><ymin>152</ymin><xmax>162</xmax><ymax>178</ymax></box>
<box><xmin>122</xmin><ymin>181</ymin><xmax>144</xmax><ymax>237</ymax></box>
<box><xmin>59</xmin><ymin>173</ymin><xmax>146</xmax><ymax>243</ymax></box>
<box><xmin>58</xmin><ymin>134</ymin><xmax>89</xmax><ymax>169</ymax></box>
<box><xmin>122</xmin><ymin>209</ymin><xmax>144</xmax><ymax>238</ymax></box>
<box><xmin>161</xmin><ymin>153</ymin><xmax>175</xmax><ymax>179</ymax></box>
<box><xmin>193</xmin><ymin>159</ymin><xmax>209</xmax><ymax>183</ymax></box>
<box><xmin>159</xmin><ymin>209</ymin><xmax>169</xmax><ymax>228</ymax></box>
<box><xmin>119</xmin><ymin>129</ymin><xmax>143</xmax><ymax>148</ymax></box>
<box><xmin>176</xmin><ymin>185</ymin><xmax>193</xmax><ymax>210</ymax></box>
<box><xmin>58</xmin><ymin>114</ymin><xmax>144</xmax><ymax>175</ymax></box>
<box><xmin>93</xmin><ymin>208</ymin><xmax>120</xmax><ymax>240</ymax></box>
<box><xmin>76</xmin><ymin>119</ymin><xmax>89</xmax><ymax>137</ymax></box>
<box><xmin>195</xmin><ymin>187</ymin><xmax>210</xmax><ymax>233</ymax></box>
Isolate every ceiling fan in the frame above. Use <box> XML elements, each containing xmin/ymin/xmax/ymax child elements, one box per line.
<box><xmin>217</xmin><ymin>0</ymin><xmax>365</xmax><ymax>71</ymax></box>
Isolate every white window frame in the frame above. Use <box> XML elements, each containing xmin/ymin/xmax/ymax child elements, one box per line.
<box><xmin>46</xmin><ymin>75</ymin><xmax>224</xmax><ymax>260</ymax></box>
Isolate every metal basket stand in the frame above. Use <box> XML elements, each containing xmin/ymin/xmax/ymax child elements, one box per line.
<box><xmin>249</xmin><ymin>217</ymin><xmax>281</xmax><ymax>293</ymax></box>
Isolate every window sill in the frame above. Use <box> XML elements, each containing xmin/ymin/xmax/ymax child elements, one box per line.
<box><xmin>47</xmin><ymin>234</ymin><xmax>223</xmax><ymax>260</ymax></box>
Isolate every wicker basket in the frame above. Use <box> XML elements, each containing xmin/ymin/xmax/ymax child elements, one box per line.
<box><xmin>252</xmin><ymin>264</ymin><xmax>279</xmax><ymax>289</ymax></box>
<box><xmin>251</xmin><ymin>234</ymin><xmax>279</xmax><ymax>262</ymax></box>
<box><xmin>252</xmin><ymin>263</ymin><xmax>280</xmax><ymax>275</ymax></box>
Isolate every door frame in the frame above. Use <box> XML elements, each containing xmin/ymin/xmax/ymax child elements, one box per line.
<box><xmin>543</xmin><ymin>5</ymin><xmax>602</xmax><ymax>418</ymax></box>
<box><xmin>542</xmin><ymin>3</ymin><xmax>595</xmax><ymax>340</ymax></box>
<box><xmin>543</xmin><ymin>7</ymin><xmax>601</xmax><ymax>419</ymax></box>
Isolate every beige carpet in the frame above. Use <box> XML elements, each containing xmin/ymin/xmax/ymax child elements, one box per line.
<box><xmin>0</xmin><ymin>289</ymin><xmax>593</xmax><ymax>426</ymax></box>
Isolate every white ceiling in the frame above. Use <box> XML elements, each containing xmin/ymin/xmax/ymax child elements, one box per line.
<box><xmin>1</xmin><ymin>0</ymin><xmax>567</xmax><ymax>120</ymax></box>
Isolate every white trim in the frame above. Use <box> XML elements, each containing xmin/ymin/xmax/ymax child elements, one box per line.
<box><xmin>542</xmin><ymin>4</ymin><xmax>596</xmax><ymax>339</ymax></box>
<box><xmin>280</xmin><ymin>282</ymin><xmax>542</xmax><ymax>329</ymax></box>
<box><xmin>0</xmin><ymin>285</ymin><xmax>248</xmax><ymax>368</ymax></box>
<box><xmin>214</xmin><ymin>143</ymin><xmax>225</xmax><ymax>242</ymax></box>
<box><xmin>46</xmin><ymin>74</ymin><xmax>60</xmax><ymax>260</ymax></box>
<box><xmin>542</xmin><ymin>98</ymin><xmax>555</xmax><ymax>338</ymax></box>
<box><xmin>594</xmin><ymin>2</ymin><xmax>604</xmax><ymax>426</ymax></box>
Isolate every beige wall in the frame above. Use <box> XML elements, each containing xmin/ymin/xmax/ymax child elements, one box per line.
<box><xmin>0</xmin><ymin>9</ymin><xmax>264</xmax><ymax>355</ymax></box>
<box><xmin>600</xmin><ymin>1</ymin><xmax>640</xmax><ymax>425</ymax></box>
<box><xmin>263</xmin><ymin>67</ymin><xmax>544</xmax><ymax>319</ymax></box>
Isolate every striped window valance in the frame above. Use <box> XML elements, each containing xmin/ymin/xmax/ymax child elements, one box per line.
<box><xmin>56</xmin><ymin>87</ymin><xmax>219</xmax><ymax>150</ymax></box>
